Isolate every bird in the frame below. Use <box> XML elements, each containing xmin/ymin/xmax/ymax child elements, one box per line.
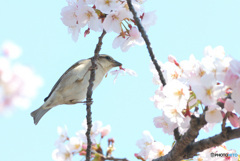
<box><xmin>31</xmin><ymin>54</ymin><xmax>122</xmax><ymax>125</ymax></box>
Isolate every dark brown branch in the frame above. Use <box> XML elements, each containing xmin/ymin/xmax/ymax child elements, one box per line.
<box><xmin>174</xmin><ymin>127</ymin><xmax>181</xmax><ymax>142</ymax></box>
<box><xmin>184</xmin><ymin>127</ymin><xmax>240</xmax><ymax>159</ymax></box>
<box><xmin>126</xmin><ymin>0</ymin><xmax>166</xmax><ymax>86</ymax></box>
<box><xmin>153</xmin><ymin>114</ymin><xmax>207</xmax><ymax>161</ymax></box>
<box><xmin>85</xmin><ymin>30</ymin><xmax>106</xmax><ymax>161</ymax></box>
<box><xmin>222</xmin><ymin>112</ymin><xmax>230</xmax><ymax>132</ymax></box>
<box><xmin>103</xmin><ymin>157</ymin><xmax>128</xmax><ymax>161</ymax></box>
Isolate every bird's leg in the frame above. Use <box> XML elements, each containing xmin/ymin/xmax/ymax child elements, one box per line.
<box><xmin>69</xmin><ymin>99</ymin><xmax>93</xmax><ymax>105</ymax></box>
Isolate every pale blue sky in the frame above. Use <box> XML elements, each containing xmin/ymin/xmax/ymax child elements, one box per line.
<box><xmin>0</xmin><ymin>0</ymin><xmax>240</xmax><ymax>161</ymax></box>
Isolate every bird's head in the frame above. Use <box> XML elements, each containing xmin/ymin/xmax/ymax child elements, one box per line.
<box><xmin>97</xmin><ymin>54</ymin><xmax>122</xmax><ymax>72</ymax></box>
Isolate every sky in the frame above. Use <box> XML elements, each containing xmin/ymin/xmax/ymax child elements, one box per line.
<box><xmin>1</xmin><ymin>0</ymin><xmax>240</xmax><ymax>161</ymax></box>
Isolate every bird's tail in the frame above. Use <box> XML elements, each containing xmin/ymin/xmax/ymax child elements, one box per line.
<box><xmin>30</xmin><ymin>106</ymin><xmax>51</xmax><ymax>125</ymax></box>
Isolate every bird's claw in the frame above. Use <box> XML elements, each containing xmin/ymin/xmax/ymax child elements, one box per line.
<box><xmin>82</xmin><ymin>99</ymin><xmax>93</xmax><ymax>106</ymax></box>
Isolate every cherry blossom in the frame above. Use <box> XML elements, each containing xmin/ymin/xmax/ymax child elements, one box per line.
<box><xmin>103</xmin><ymin>8</ymin><xmax>132</xmax><ymax>33</ymax></box>
<box><xmin>53</xmin><ymin>120</ymin><xmax>112</xmax><ymax>160</ymax></box>
<box><xmin>141</xmin><ymin>11</ymin><xmax>157</xmax><ymax>31</ymax></box>
<box><xmin>191</xmin><ymin>73</ymin><xmax>225</xmax><ymax>106</ymax></box>
<box><xmin>150</xmin><ymin>46</ymin><xmax>240</xmax><ymax>138</ymax></box>
<box><xmin>95</xmin><ymin>0</ymin><xmax>121</xmax><ymax>14</ymax></box>
<box><xmin>135</xmin><ymin>131</ymin><xmax>171</xmax><ymax>161</ymax></box>
<box><xmin>110</xmin><ymin>66</ymin><xmax>137</xmax><ymax>83</ymax></box>
<box><xmin>224</xmin><ymin>98</ymin><xmax>234</xmax><ymax>112</ymax></box>
<box><xmin>68</xmin><ymin>137</ymin><xmax>83</xmax><ymax>152</ymax></box>
<box><xmin>228</xmin><ymin>113</ymin><xmax>240</xmax><ymax>128</ymax></box>
<box><xmin>0</xmin><ymin>41</ymin><xmax>42</xmax><ymax>115</ymax></box>
<box><xmin>60</xmin><ymin>0</ymin><xmax>154</xmax><ymax>51</ymax></box>
<box><xmin>77</xmin><ymin>5</ymin><xmax>102</xmax><ymax>32</ymax></box>
<box><xmin>77</xmin><ymin>119</ymin><xmax>103</xmax><ymax>144</ymax></box>
<box><xmin>153</xmin><ymin>115</ymin><xmax>177</xmax><ymax>135</ymax></box>
<box><xmin>55</xmin><ymin>126</ymin><xmax>69</xmax><ymax>146</ymax></box>
<box><xmin>100</xmin><ymin>125</ymin><xmax>111</xmax><ymax>138</ymax></box>
<box><xmin>205</xmin><ymin>105</ymin><xmax>223</xmax><ymax>123</ymax></box>
<box><xmin>162</xmin><ymin>79</ymin><xmax>190</xmax><ymax>108</ymax></box>
<box><xmin>147</xmin><ymin>142</ymin><xmax>171</xmax><ymax>161</ymax></box>
<box><xmin>52</xmin><ymin>144</ymin><xmax>73</xmax><ymax>161</ymax></box>
<box><xmin>136</xmin><ymin>131</ymin><xmax>154</xmax><ymax>159</ymax></box>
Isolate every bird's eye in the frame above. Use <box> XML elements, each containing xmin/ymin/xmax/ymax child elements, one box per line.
<box><xmin>106</xmin><ymin>56</ymin><xmax>111</xmax><ymax>60</ymax></box>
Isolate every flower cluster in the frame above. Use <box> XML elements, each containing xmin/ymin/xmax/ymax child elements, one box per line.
<box><xmin>150</xmin><ymin>46</ymin><xmax>240</xmax><ymax>135</ymax></box>
<box><xmin>61</xmin><ymin>0</ymin><xmax>156</xmax><ymax>51</ymax></box>
<box><xmin>52</xmin><ymin>119</ymin><xmax>113</xmax><ymax>161</ymax></box>
<box><xmin>0</xmin><ymin>41</ymin><xmax>43</xmax><ymax>115</ymax></box>
<box><xmin>135</xmin><ymin>131</ymin><xmax>171</xmax><ymax>161</ymax></box>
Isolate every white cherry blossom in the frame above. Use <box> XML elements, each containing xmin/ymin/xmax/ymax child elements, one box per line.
<box><xmin>205</xmin><ymin>105</ymin><xmax>223</xmax><ymax>123</ymax></box>
<box><xmin>77</xmin><ymin>5</ymin><xmax>102</xmax><ymax>32</ymax></box>
<box><xmin>95</xmin><ymin>0</ymin><xmax>120</xmax><ymax>14</ymax></box>
<box><xmin>191</xmin><ymin>73</ymin><xmax>225</xmax><ymax>106</ymax></box>
<box><xmin>103</xmin><ymin>8</ymin><xmax>132</xmax><ymax>33</ymax></box>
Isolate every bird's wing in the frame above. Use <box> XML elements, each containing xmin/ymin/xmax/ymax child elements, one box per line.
<box><xmin>44</xmin><ymin>58</ymin><xmax>91</xmax><ymax>102</ymax></box>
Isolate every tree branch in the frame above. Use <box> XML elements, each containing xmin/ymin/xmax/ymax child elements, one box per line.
<box><xmin>126</xmin><ymin>0</ymin><xmax>166</xmax><ymax>86</ymax></box>
<box><xmin>153</xmin><ymin>114</ymin><xmax>207</xmax><ymax>161</ymax></box>
<box><xmin>184</xmin><ymin>127</ymin><xmax>240</xmax><ymax>159</ymax></box>
<box><xmin>85</xmin><ymin>30</ymin><xmax>107</xmax><ymax>161</ymax></box>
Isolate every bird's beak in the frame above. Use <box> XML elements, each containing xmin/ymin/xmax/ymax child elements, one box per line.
<box><xmin>113</xmin><ymin>60</ymin><xmax>122</xmax><ymax>67</ymax></box>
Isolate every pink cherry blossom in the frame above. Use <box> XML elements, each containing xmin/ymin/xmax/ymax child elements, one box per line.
<box><xmin>100</xmin><ymin>125</ymin><xmax>111</xmax><ymax>138</ymax></box>
<box><xmin>224</xmin><ymin>59</ymin><xmax>240</xmax><ymax>88</ymax></box>
<box><xmin>224</xmin><ymin>98</ymin><xmax>234</xmax><ymax>112</ymax></box>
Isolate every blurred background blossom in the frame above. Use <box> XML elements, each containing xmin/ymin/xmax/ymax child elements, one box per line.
<box><xmin>0</xmin><ymin>41</ymin><xmax>43</xmax><ymax>116</ymax></box>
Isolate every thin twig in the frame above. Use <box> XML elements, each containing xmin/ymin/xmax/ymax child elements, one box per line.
<box><xmin>85</xmin><ymin>30</ymin><xmax>107</xmax><ymax>161</ymax></box>
<box><xmin>103</xmin><ymin>157</ymin><xmax>128</xmax><ymax>161</ymax></box>
<box><xmin>126</xmin><ymin>0</ymin><xmax>166</xmax><ymax>86</ymax></box>
<box><xmin>222</xmin><ymin>112</ymin><xmax>230</xmax><ymax>133</ymax></box>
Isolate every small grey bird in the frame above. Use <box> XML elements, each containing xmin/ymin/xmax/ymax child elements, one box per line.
<box><xmin>31</xmin><ymin>54</ymin><xmax>122</xmax><ymax>125</ymax></box>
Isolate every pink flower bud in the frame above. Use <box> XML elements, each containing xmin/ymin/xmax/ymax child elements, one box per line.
<box><xmin>134</xmin><ymin>153</ymin><xmax>140</xmax><ymax>158</ymax></box>
<box><xmin>224</xmin><ymin>99</ymin><xmax>234</xmax><ymax>112</ymax></box>
<box><xmin>79</xmin><ymin>151</ymin><xmax>86</xmax><ymax>156</ymax></box>
<box><xmin>82</xmin><ymin>144</ymin><xmax>87</xmax><ymax>150</ymax></box>
<box><xmin>228</xmin><ymin>113</ymin><xmax>240</xmax><ymax>127</ymax></box>
<box><xmin>101</xmin><ymin>125</ymin><xmax>111</xmax><ymax>138</ymax></box>
<box><xmin>168</xmin><ymin>55</ymin><xmax>179</xmax><ymax>66</ymax></box>
<box><xmin>108</xmin><ymin>138</ymin><xmax>115</xmax><ymax>146</ymax></box>
<box><xmin>168</xmin><ymin>55</ymin><xmax>176</xmax><ymax>63</ymax></box>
